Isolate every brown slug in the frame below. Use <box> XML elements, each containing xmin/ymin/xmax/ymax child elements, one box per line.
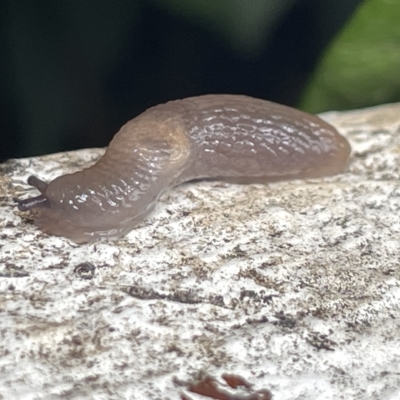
<box><xmin>16</xmin><ymin>94</ymin><xmax>351</xmax><ymax>243</ymax></box>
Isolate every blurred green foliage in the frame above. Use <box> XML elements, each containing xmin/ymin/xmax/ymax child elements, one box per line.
<box><xmin>155</xmin><ymin>0</ymin><xmax>296</xmax><ymax>54</ymax></box>
<box><xmin>3</xmin><ymin>0</ymin><xmax>396</xmax><ymax>160</ymax></box>
<box><xmin>300</xmin><ymin>0</ymin><xmax>400</xmax><ymax>113</ymax></box>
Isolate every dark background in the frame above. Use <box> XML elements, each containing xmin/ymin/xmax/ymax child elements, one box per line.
<box><xmin>0</xmin><ymin>0</ymin><xmax>363</xmax><ymax>162</ymax></box>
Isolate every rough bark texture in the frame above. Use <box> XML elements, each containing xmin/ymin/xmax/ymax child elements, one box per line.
<box><xmin>1</xmin><ymin>102</ymin><xmax>400</xmax><ymax>399</ymax></box>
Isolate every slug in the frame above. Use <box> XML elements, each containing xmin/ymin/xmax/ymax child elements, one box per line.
<box><xmin>16</xmin><ymin>94</ymin><xmax>351</xmax><ymax>243</ymax></box>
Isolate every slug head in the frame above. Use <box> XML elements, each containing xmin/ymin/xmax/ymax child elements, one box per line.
<box><xmin>16</xmin><ymin>174</ymin><xmax>130</xmax><ymax>243</ymax></box>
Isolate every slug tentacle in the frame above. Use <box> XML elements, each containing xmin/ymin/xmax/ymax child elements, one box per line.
<box><xmin>27</xmin><ymin>175</ymin><xmax>48</xmax><ymax>193</ymax></box>
<box><xmin>16</xmin><ymin>194</ymin><xmax>49</xmax><ymax>211</ymax></box>
<box><xmin>16</xmin><ymin>94</ymin><xmax>351</xmax><ymax>243</ymax></box>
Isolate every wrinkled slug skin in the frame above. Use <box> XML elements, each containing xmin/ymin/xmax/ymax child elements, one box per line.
<box><xmin>16</xmin><ymin>94</ymin><xmax>351</xmax><ymax>243</ymax></box>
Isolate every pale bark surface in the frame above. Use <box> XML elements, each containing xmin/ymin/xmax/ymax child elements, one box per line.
<box><xmin>1</xmin><ymin>103</ymin><xmax>400</xmax><ymax>399</ymax></box>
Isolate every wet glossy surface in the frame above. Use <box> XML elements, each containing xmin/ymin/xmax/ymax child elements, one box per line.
<box><xmin>16</xmin><ymin>94</ymin><xmax>351</xmax><ymax>242</ymax></box>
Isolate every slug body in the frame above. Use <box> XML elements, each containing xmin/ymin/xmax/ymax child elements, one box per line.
<box><xmin>16</xmin><ymin>95</ymin><xmax>351</xmax><ymax>243</ymax></box>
